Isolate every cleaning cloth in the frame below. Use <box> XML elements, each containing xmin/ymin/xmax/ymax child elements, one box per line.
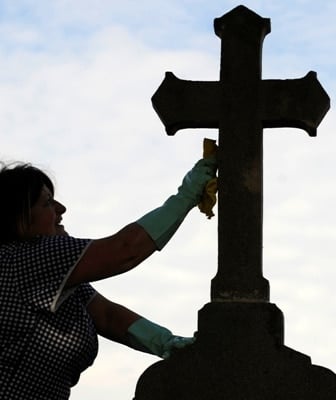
<box><xmin>198</xmin><ymin>138</ymin><xmax>218</xmax><ymax>219</ymax></box>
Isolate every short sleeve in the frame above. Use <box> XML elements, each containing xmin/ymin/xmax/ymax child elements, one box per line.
<box><xmin>13</xmin><ymin>236</ymin><xmax>92</xmax><ymax>312</ymax></box>
<box><xmin>75</xmin><ymin>283</ymin><xmax>97</xmax><ymax>307</ymax></box>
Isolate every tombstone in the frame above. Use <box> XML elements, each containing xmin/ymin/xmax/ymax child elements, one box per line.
<box><xmin>134</xmin><ymin>6</ymin><xmax>336</xmax><ymax>399</ymax></box>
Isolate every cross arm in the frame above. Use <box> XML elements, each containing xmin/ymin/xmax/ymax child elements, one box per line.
<box><xmin>151</xmin><ymin>72</ymin><xmax>221</xmax><ymax>135</ymax></box>
<box><xmin>260</xmin><ymin>71</ymin><xmax>330</xmax><ymax>136</ymax></box>
<box><xmin>152</xmin><ymin>71</ymin><xmax>330</xmax><ymax>138</ymax></box>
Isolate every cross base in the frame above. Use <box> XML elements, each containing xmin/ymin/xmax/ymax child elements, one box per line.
<box><xmin>134</xmin><ymin>303</ymin><xmax>336</xmax><ymax>399</ymax></box>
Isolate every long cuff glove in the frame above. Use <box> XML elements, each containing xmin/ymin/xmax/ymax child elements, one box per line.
<box><xmin>126</xmin><ymin>317</ymin><xmax>195</xmax><ymax>359</ymax></box>
<box><xmin>136</xmin><ymin>157</ymin><xmax>217</xmax><ymax>250</ymax></box>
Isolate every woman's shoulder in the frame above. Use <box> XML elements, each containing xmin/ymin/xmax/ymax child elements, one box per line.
<box><xmin>0</xmin><ymin>241</ymin><xmax>22</xmax><ymax>262</ymax></box>
<box><xmin>16</xmin><ymin>235</ymin><xmax>91</xmax><ymax>250</ymax></box>
<box><xmin>1</xmin><ymin>236</ymin><xmax>92</xmax><ymax>269</ymax></box>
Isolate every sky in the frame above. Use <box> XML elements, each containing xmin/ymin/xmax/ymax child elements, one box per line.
<box><xmin>0</xmin><ymin>0</ymin><xmax>336</xmax><ymax>398</ymax></box>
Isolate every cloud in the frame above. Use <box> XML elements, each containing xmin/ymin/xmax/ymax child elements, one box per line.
<box><xmin>1</xmin><ymin>1</ymin><xmax>336</xmax><ymax>398</ymax></box>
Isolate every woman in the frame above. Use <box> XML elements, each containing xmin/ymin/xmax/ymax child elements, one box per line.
<box><xmin>0</xmin><ymin>157</ymin><xmax>216</xmax><ymax>399</ymax></box>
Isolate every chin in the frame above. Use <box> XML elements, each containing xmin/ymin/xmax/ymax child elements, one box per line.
<box><xmin>55</xmin><ymin>225</ymin><xmax>69</xmax><ymax>236</ymax></box>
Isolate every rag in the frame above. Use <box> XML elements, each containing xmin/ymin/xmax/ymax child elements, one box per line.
<box><xmin>198</xmin><ymin>138</ymin><xmax>218</xmax><ymax>219</ymax></box>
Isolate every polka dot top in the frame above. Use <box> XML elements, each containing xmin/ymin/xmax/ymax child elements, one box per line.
<box><xmin>0</xmin><ymin>235</ymin><xmax>98</xmax><ymax>399</ymax></box>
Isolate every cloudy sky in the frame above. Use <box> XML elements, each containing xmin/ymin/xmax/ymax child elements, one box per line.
<box><xmin>1</xmin><ymin>0</ymin><xmax>336</xmax><ymax>398</ymax></box>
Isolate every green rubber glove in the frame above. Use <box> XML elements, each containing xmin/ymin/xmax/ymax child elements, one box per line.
<box><xmin>127</xmin><ymin>317</ymin><xmax>195</xmax><ymax>359</ymax></box>
<box><xmin>136</xmin><ymin>157</ymin><xmax>217</xmax><ymax>250</ymax></box>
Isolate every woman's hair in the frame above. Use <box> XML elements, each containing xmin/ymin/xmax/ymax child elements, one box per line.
<box><xmin>0</xmin><ymin>163</ymin><xmax>54</xmax><ymax>244</ymax></box>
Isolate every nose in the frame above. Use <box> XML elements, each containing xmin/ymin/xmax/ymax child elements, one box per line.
<box><xmin>55</xmin><ymin>200</ymin><xmax>66</xmax><ymax>215</ymax></box>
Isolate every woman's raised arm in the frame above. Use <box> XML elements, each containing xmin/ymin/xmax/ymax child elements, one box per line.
<box><xmin>66</xmin><ymin>156</ymin><xmax>217</xmax><ymax>287</ymax></box>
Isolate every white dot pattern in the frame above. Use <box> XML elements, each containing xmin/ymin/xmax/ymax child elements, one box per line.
<box><xmin>0</xmin><ymin>236</ymin><xmax>98</xmax><ymax>399</ymax></box>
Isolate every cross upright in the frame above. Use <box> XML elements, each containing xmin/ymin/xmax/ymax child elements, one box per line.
<box><xmin>152</xmin><ymin>5</ymin><xmax>330</xmax><ymax>302</ymax></box>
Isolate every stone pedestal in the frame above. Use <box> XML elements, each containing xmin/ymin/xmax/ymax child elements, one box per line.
<box><xmin>134</xmin><ymin>303</ymin><xmax>336</xmax><ymax>399</ymax></box>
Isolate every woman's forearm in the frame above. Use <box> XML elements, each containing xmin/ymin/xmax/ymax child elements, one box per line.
<box><xmin>88</xmin><ymin>293</ymin><xmax>142</xmax><ymax>343</ymax></box>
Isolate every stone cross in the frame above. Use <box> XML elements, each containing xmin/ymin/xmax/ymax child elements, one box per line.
<box><xmin>152</xmin><ymin>5</ymin><xmax>330</xmax><ymax>302</ymax></box>
<box><xmin>135</xmin><ymin>7</ymin><xmax>335</xmax><ymax>399</ymax></box>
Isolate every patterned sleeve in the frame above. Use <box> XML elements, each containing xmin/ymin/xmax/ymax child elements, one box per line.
<box><xmin>75</xmin><ymin>283</ymin><xmax>97</xmax><ymax>307</ymax></box>
<box><xmin>14</xmin><ymin>235</ymin><xmax>93</xmax><ymax>312</ymax></box>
